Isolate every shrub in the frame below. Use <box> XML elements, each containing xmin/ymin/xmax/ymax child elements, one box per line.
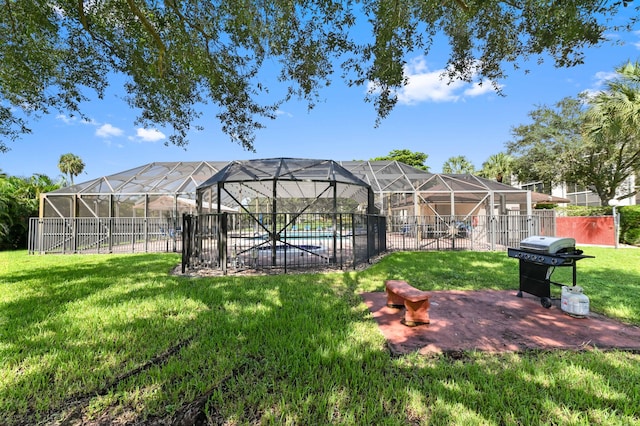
<box><xmin>620</xmin><ymin>205</ymin><xmax>640</xmax><ymax>245</ymax></box>
<box><xmin>557</xmin><ymin>205</ymin><xmax>612</xmax><ymax>217</ymax></box>
<box><xmin>533</xmin><ymin>203</ymin><xmax>557</xmax><ymax>210</ymax></box>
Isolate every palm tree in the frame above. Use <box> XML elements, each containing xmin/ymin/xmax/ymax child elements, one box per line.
<box><xmin>25</xmin><ymin>174</ymin><xmax>61</xmax><ymax>209</ymax></box>
<box><xmin>480</xmin><ymin>153</ymin><xmax>514</xmax><ymax>183</ymax></box>
<box><xmin>581</xmin><ymin>60</ymin><xmax>640</xmax><ymax>204</ymax></box>
<box><xmin>58</xmin><ymin>153</ymin><xmax>85</xmax><ymax>186</ymax></box>
<box><xmin>442</xmin><ymin>156</ymin><xmax>475</xmax><ymax>174</ymax></box>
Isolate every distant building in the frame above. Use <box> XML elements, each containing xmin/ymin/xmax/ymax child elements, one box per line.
<box><xmin>516</xmin><ymin>174</ymin><xmax>638</xmax><ymax>207</ymax></box>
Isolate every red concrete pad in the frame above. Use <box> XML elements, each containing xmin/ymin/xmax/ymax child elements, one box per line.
<box><xmin>361</xmin><ymin>289</ymin><xmax>640</xmax><ymax>355</ymax></box>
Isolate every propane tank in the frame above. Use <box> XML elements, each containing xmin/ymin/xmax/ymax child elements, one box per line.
<box><xmin>561</xmin><ymin>286</ymin><xmax>589</xmax><ymax>318</ymax></box>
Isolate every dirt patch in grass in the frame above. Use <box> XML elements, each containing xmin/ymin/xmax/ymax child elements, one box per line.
<box><xmin>361</xmin><ymin>289</ymin><xmax>640</xmax><ymax>356</ymax></box>
<box><xmin>172</xmin><ymin>253</ymin><xmax>387</xmax><ymax>278</ymax></box>
<box><xmin>33</xmin><ymin>338</ymin><xmax>195</xmax><ymax>426</ymax></box>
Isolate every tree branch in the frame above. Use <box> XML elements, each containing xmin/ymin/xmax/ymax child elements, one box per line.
<box><xmin>163</xmin><ymin>0</ymin><xmax>220</xmax><ymax>63</ymax></box>
<box><xmin>3</xmin><ymin>0</ymin><xmax>18</xmax><ymax>39</ymax></box>
<box><xmin>78</xmin><ymin>0</ymin><xmax>89</xmax><ymax>31</ymax></box>
<box><xmin>125</xmin><ymin>0</ymin><xmax>166</xmax><ymax>75</ymax></box>
<box><xmin>452</xmin><ymin>0</ymin><xmax>470</xmax><ymax>12</ymax></box>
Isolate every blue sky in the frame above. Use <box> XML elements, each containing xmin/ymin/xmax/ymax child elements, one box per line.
<box><xmin>2</xmin><ymin>9</ymin><xmax>640</xmax><ymax>182</ymax></box>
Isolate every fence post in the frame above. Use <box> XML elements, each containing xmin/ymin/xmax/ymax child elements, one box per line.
<box><xmin>171</xmin><ymin>216</ymin><xmax>177</xmax><ymax>253</ymax></box>
<box><xmin>338</xmin><ymin>214</ymin><xmax>343</xmax><ymax>269</ymax></box>
<box><xmin>38</xmin><ymin>218</ymin><xmax>44</xmax><ymax>254</ymax></box>
<box><xmin>220</xmin><ymin>212</ymin><xmax>228</xmax><ymax>275</ymax></box>
<box><xmin>381</xmin><ymin>216</ymin><xmax>387</xmax><ymax>252</ymax></box>
<box><xmin>108</xmin><ymin>217</ymin><xmax>113</xmax><ymax>253</ymax></box>
<box><xmin>366</xmin><ymin>214</ymin><xmax>371</xmax><ymax>263</ymax></box>
<box><xmin>528</xmin><ymin>215</ymin><xmax>534</xmax><ymax>238</ymax></box>
<box><xmin>283</xmin><ymin>214</ymin><xmax>288</xmax><ymax>274</ymax></box>
<box><xmin>609</xmin><ymin>200</ymin><xmax>620</xmax><ymax>249</ymax></box>
<box><xmin>351</xmin><ymin>214</ymin><xmax>357</xmax><ymax>269</ymax></box>
<box><xmin>136</xmin><ymin>217</ymin><xmax>141</xmax><ymax>253</ymax></box>
<box><xmin>72</xmin><ymin>218</ymin><xmax>78</xmax><ymax>254</ymax></box>
<box><xmin>181</xmin><ymin>214</ymin><xmax>190</xmax><ymax>273</ymax></box>
<box><xmin>490</xmin><ymin>216</ymin><xmax>496</xmax><ymax>251</ymax></box>
<box><xmin>62</xmin><ymin>219</ymin><xmax>68</xmax><ymax>254</ymax></box>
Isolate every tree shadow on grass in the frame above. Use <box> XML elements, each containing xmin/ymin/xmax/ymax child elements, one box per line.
<box><xmin>3</xmin><ymin>252</ymin><xmax>640</xmax><ymax>425</ymax></box>
<box><xmin>1</xmin><ymin>254</ymin><xmax>176</xmax><ymax>339</ymax></box>
<box><xmin>392</xmin><ymin>349</ymin><xmax>640</xmax><ymax>424</ymax></box>
<box><xmin>343</xmin><ymin>255</ymin><xmax>640</xmax><ymax>424</ymax></box>
<box><xmin>3</xmin><ymin>255</ymin><xmax>390</xmax><ymax>424</ymax></box>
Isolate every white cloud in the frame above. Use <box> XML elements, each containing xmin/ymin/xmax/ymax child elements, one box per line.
<box><xmin>582</xmin><ymin>70</ymin><xmax>619</xmax><ymax>98</ymax></box>
<box><xmin>371</xmin><ymin>56</ymin><xmax>501</xmax><ymax>106</ymax></box>
<box><xmin>395</xmin><ymin>57</ymin><xmax>464</xmax><ymax>104</ymax></box>
<box><xmin>593</xmin><ymin>71</ymin><xmax>618</xmax><ymax>87</ymax></box>
<box><xmin>135</xmin><ymin>128</ymin><xmax>166</xmax><ymax>142</ymax></box>
<box><xmin>57</xmin><ymin>114</ymin><xmax>98</xmax><ymax>126</ymax></box>
<box><xmin>56</xmin><ymin>114</ymin><xmax>74</xmax><ymax>124</ymax></box>
<box><xmin>95</xmin><ymin>123</ymin><xmax>124</xmax><ymax>138</ymax></box>
<box><xmin>276</xmin><ymin>109</ymin><xmax>293</xmax><ymax>118</ymax></box>
<box><xmin>602</xmin><ymin>32</ymin><xmax>620</xmax><ymax>41</ymax></box>
<box><xmin>463</xmin><ymin>82</ymin><xmax>498</xmax><ymax>97</ymax></box>
<box><xmin>580</xmin><ymin>89</ymin><xmax>601</xmax><ymax>99</ymax></box>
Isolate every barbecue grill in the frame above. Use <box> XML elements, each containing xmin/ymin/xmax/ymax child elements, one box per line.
<box><xmin>507</xmin><ymin>236</ymin><xmax>594</xmax><ymax>308</ymax></box>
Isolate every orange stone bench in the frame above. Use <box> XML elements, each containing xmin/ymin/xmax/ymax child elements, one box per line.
<box><xmin>385</xmin><ymin>280</ymin><xmax>431</xmax><ymax>326</ymax></box>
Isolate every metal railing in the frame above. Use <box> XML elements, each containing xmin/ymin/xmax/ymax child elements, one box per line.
<box><xmin>28</xmin><ymin>217</ymin><xmax>182</xmax><ymax>254</ymax></box>
<box><xmin>28</xmin><ymin>210</ymin><xmax>555</xmax><ymax>274</ymax></box>
<box><xmin>385</xmin><ymin>210</ymin><xmax>555</xmax><ymax>252</ymax></box>
<box><xmin>181</xmin><ymin>212</ymin><xmax>387</xmax><ymax>274</ymax></box>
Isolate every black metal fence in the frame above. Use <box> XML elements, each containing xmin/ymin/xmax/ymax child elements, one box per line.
<box><xmin>28</xmin><ymin>210</ymin><xmax>555</xmax><ymax>275</ymax></box>
<box><xmin>181</xmin><ymin>212</ymin><xmax>387</xmax><ymax>274</ymax></box>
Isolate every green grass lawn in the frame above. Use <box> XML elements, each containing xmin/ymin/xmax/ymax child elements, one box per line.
<box><xmin>1</xmin><ymin>247</ymin><xmax>639</xmax><ymax>425</ymax></box>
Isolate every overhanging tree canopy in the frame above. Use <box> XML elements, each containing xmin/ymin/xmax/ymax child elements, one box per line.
<box><xmin>1</xmin><ymin>1</ymin><xmax>634</xmax><ymax>152</ymax></box>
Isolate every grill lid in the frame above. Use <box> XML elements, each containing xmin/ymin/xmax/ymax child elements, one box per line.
<box><xmin>519</xmin><ymin>236</ymin><xmax>576</xmax><ymax>254</ymax></box>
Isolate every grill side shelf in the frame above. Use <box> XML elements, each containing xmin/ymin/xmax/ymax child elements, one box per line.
<box><xmin>507</xmin><ymin>248</ymin><xmax>593</xmax><ymax>266</ymax></box>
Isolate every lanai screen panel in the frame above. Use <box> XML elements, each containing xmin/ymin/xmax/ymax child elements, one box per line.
<box><xmin>41</xmin><ymin>161</ymin><xmax>229</xmax><ymax>218</ymax></box>
<box><xmin>41</xmin><ymin>159</ymin><xmax>541</xmax><ymax>219</ymax></box>
<box><xmin>414</xmin><ymin>174</ymin><xmax>491</xmax><ymax>203</ymax></box>
<box><xmin>338</xmin><ymin>160</ymin><xmax>432</xmax><ymax>209</ymax></box>
<box><xmin>197</xmin><ymin>158</ymin><xmax>372</xmax><ymax>214</ymax></box>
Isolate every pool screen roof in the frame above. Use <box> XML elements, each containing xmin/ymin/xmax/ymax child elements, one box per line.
<box><xmin>42</xmin><ymin>158</ymin><xmax>563</xmax><ymax>217</ymax></box>
<box><xmin>195</xmin><ymin>158</ymin><xmax>374</xmax><ymax>213</ymax></box>
<box><xmin>47</xmin><ymin>161</ymin><xmax>231</xmax><ymax>197</ymax></box>
<box><xmin>46</xmin><ymin>159</ymin><xmax>533</xmax><ymax>200</ymax></box>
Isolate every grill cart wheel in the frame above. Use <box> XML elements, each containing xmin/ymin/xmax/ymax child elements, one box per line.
<box><xmin>541</xmin><ymin>297</ymin><xmax>552</xmax><ymax>309</ymax></box>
